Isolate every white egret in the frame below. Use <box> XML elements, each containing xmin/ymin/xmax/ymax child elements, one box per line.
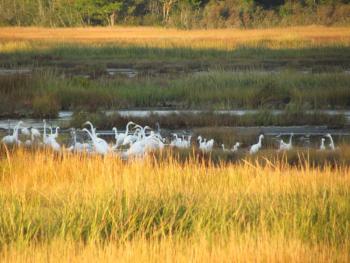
<box><xmin>279</xmin><ymin>133</ymin><xmax>293</xmax><ymax>151</ymax></box>
<box><xmin>117</xmin><ymin>121</ymin><xmax>135</xmax><ymax>146</ymax></box>
<box><xmin>221</xmin><ymin>144</ymin><xmax>230</xmax><ymax>152</ymax></box>
<box><xmin>83</xmin><ymin>128</ymin><xmax>109</xmax><ymax>155</ymax></box>
<box><xmin>326</xmin><ymin>133</ymin><xmax>335</xmax><ymax>150</ymax></box>
<box><xmin>1</xmin><ymin>121</ymin><xmax>23</xmax><ymax>145</ymax></box>
<box><xmin>320</xmin><ymin>138</ymin><xmax>326</xmax><ymax>151</ymax></box>
<box><xmin>231</xmin><ymin>142</ymin><xmax>240</xmax><ymax>153</ymax></box>
<box><xmin>249</xmin><ymin>134</ymin><xmax>264</xmax><ymax>155</ymax></box>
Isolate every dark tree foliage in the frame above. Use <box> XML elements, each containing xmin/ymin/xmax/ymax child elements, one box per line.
<box><xmin>255</xmin><ymin>0</ymin><xmax>285</xmax><ymax>9</ymax></box>
<box><xmin>0</xmin><ymin>0</ymin><xmax>349</xmax><ymax>27</ymax></box>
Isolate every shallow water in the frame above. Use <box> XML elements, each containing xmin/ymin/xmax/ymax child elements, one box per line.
<box><xmin>106</xmin><ymin>68</ymin><xmax>137</xmax><ymax>78</ymax></box>
<box><xmin>1</xmin><ymin>66</ymin><xmax>350</xmax><ymax>79</ymax></box>
<box><xmin>107</xmin><ymin>109</ymin><xmax>350</xmax><ymax>122</ymax></box>
<box><xmin>0</xmin><ymin>67</ymin><xmax>138</xmax><ymax>78</ymax></box>
<box><xmin>0</xmin><ymin>111</ymin><xmax>72</xmax><ymax>130</ymax></box>
<box><xmin>0</xmin><ymin>68</ymin><xmax>32</xmax><ymax>75</ymax></box>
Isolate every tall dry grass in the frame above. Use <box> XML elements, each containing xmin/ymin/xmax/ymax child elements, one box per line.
<box><xmin>1</xmin><ymin>236</ymin><xmax>349</xmax><ymax>263</ymax></box>
<box><xmin>1</xmin><ymin>26</ymin><xmax>350</xmax><ymax>52</ymax></box>
<box><xmin>0</xmin><ymin>148</ymin><xmax>349</xmax><ymax>262</ymax></box>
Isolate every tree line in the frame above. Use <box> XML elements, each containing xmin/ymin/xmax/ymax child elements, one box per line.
<box><xmin>0</xmin><ymin>0</ymin><xmax>349</xmax><ymax>28</ymax></box>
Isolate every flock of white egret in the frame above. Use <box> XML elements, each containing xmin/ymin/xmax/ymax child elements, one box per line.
<box><xmin>1</xmin><ymin>120</ymin><xmax>336</xmax><ymax>157</ymax></box>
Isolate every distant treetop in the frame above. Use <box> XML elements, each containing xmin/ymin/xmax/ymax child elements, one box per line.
<box><xmin>0</xmin><ymin>0</ymin><xmax>349</xmax><ymax>27</ymax></box>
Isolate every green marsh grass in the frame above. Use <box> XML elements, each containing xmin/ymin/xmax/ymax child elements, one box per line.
<box><xmin>2</xmin><ymin>42</ymin><xmax>350</xmax><ymax>62</ymax></box>
<box><xmin>69</xmin><ymin>110</ymin><xmax>346</xmax><ymax>131</ymax></box>
<box><xmin>1</xmin><ymin>70</ymin><xmax>350</xmax><ymax>118</ymax></box>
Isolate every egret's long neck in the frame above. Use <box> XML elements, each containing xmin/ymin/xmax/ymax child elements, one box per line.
<box><xmin>134</xmin><ymin>125</ymin><xmax>144</xmax><ymax>137</ymax></box>
<box><xmin>13</xmin><ymin>125</ymin><xmax>19</xmax><ymax>138</ymax></box>
<box><xmin>43</xmin><ymin>122</ymin><xmax>47</xmax><ymax>139</ymax></box>
<box><xmin>90</xmin><ymin>124</ymin><xmax>96</xmax><ymax>137</ymax></box>
<box><xmin>289</xmin><ymin>135</ymin><xmax>293</xmax><ymax>144</ymax></box>
<box><xmin>126</xmin><ymin>123</ymin><xmax>133</xmax><ymax>135</ymax></box>
<box><xmin>12</xmin><ymin>125</ymin><xmax>17</xmax><ymax>136</ymax></box>
<box><xmin>114</xmin><ymin>130</ymin><xmax>118</xmax><ymax>141</ymax></box>
<box><xmin>13</xmin><ymin>121</ymin><xmax>22</xmax><ymax>138</ymax></box>
<box><xmin>85</xmin><ymin>129</ymin><xmax>96</xmax><ymax>144</ymax></box>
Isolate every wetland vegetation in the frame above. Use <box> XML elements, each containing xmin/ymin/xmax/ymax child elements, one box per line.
<box><xmin>1</xmin><ymin>25</ymin><xmax>350</xmax><ymax>262</ymax></box>
<box><xmin>1</xmin><ymin>27</ymin><xmax>350</xmax><ymax>121</ymax></box>
<box><xmin>0</xmin><ymin>148</ymin><xmax>350</xmax><ymax>262</ymax></box>
<box><xmin>69</xmin><ymin>110</ymin><xmax>347</xmax><ymax>130</ymax></box>
<box><xmin>1</xmin><ymin>69</ymin><xmax>350</xmax><ymax>119</ymax></box>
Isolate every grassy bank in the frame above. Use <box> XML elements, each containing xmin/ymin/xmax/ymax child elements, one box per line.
<box><xmin>1</xmin><ymin>70</ymin><xmax>350</xmax><ymax>118</ymax></box>
<box><xmin>2</xmin><ymin>42</ymin><xmax>350</xmax><ymax>66</ymax></box>
<box><xmin>0</xmin><ymin>148</ymin><xmax>349</xmax><ymax>262</ymax></box>
<box><xmin>1</xmin><ymin>27</ymin><xmax>350</xmax><ymax>68</ymax></box>
<box><xmin>69</xmin><ymin>111</ymin><xmax>346</xmax><ymax>130</ymax></box>
<box><xmin>2</xmin><ymin>42</ymin><xmax>350</xmax><ymax>72</ymax></box>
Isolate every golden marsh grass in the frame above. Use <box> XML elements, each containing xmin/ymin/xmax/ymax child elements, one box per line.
<box><xmin>1</xmin><ymin>26</ymin><xmax>350</xmax><ymax>53</ymax></box>
<box><xmin>0</xmin><ymin>148</ymin><xmax>349</xmax><ymax>262</ymax></box>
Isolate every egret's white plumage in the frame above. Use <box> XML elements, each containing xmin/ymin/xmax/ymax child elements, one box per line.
<box><xmin>197</xmin><ymin>136</ymin><xmax>214</xmax><ymax>152</ymax></box>
<box><xmin>326</xmin><ymin>133</ymin><xmax>335</xmax><ymax>150</ymax></box>
<box><xmin>117</xmin><ymin>121</ymin><xmax>135</xmax><ymax>146</ymax></box>
<box><xmin>221</xmin><ymin>144</ymin><xmax>230</xmax><ymax>152</ymax></box>
<box><xmin>1</xmin><ymin>121</ymin><xmax>23</xmax><ymax>145</ymax></box>
<box><xmin>21</xmin><ymin>127</ymin><xmax>30</xmax><ymax>136</ymax></box>
<box><xmin>30</xmin><ymin>128</ymin><xmax>41</xmax><ymax>139</ymax></box>
<box><xmin>320</xmin><ymin>138</ymin><xmax>326</xmax><ymax>151</ymax></box>
<box><xmin>83</xmin><ymin>128</ymin><xmax>109</xmax><ymax>155</ymax></box>
<box><xmin>249</xmin><ymin>134</ymin><xmax>264</xmax><ymax>155</ymax></box>
<box><xmin>279</xmin><ymin>133</ymin><xmax>293</xmax><ymax>151</ymax></box>
<box><xmin>231</xmin><ymin>142</ymin><xmax>240</xmax><ymax>153</ymax></box>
